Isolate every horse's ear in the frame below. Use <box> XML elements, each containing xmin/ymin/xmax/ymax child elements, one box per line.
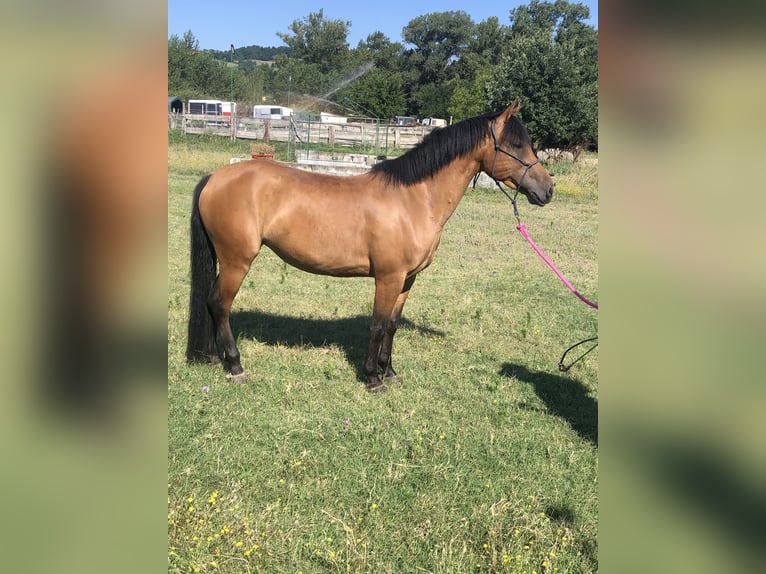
<box><xmin>504</xmin><ymin>101</ymin><xmax>523</xmax><ymax>119</ymax></box>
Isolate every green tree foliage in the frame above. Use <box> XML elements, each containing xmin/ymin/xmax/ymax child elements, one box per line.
<box><xmin>485</xmin><ymin>1</ymin><xmax>598</xmax><ymax>148</ymax></box>
<box><xmin>277</xmin><ymin>9</ymin><xmax>351</xmax><ymax>75</ymax></box>
<box><xmin>168</xmin><ymin>31</ymin><xmax>257</xmax><ymax>106</ymax></box>
<box><xmin>338</xmin><ymin>69</ymin><xmax>406</xmax><ymax>119</ymax></box>
<box><xmin>355</xmin><ymin>32</ymin><xmax>405</xmax><ymax>72</ymax></box>
<box><xmin>210</xmin><ymin>45</ymin><xmax>290</xmax><ymax>62</ymax></box>
<box><xmin>400</xmin><ymin>11</ymin><xmax>475</xmax><ymax>118</ymax></box>
<box><xmin>448</xmin><ymin>17</ymin><xmax>509</xmax><ymax>121</ymax></box>
<box><xmin>402</xmin><ymin>11</ymin><xmax>474</xmax><ymax>82</ymax></box>
<box><xmin>448</xmin><ymin>65</ymin><xmax>495</xmax><ymax>122</ymax></box>
<box><xmin>270</xmin><ymin>56</ymin><xmax>326</xmax><ymax>102</ymax></box>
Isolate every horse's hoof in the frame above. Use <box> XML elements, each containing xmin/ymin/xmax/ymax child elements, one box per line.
<box><xmin>225</xmin><ymin>372</ymin><xmax>248</xmax><ymax>384</ymax></box>
<box><xmin>383</xmin><ymin>374</ymin><xmax>402</xmax><ymax>386</ymax></box>
<box><xmin>366</xmin><ymin>381</ymin><xmax>388</xmax><ymax>394</ymax></box>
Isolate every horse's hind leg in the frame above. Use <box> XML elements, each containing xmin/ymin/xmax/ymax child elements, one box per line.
<box><xmin>208</xmin><ymin>259</ymin><xmax>252</xmax><ymax>382</ymax></box>
<box><xmin>377</xmin><ymin>275</ymin><xmax>416</xmax><ymax>385</ymax></box>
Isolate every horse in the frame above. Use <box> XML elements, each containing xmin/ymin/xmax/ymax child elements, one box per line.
<box><xmin>186</xmin><ymin>102</ymin><xmax>554</xmax><ymax>392</ymax></box>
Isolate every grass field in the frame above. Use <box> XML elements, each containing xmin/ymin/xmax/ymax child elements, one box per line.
<box><xmin>168</xmin><ymin>133</ymin><xmax>598</xmax><ymax>573</ymax></box>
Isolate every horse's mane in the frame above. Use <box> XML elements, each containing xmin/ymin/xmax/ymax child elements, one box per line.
<box><xmin>370</xmin><ymin>108</ymin><xmax>531</xmax><ymax>186</ymax></box>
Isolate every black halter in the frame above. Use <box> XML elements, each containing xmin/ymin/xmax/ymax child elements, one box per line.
<box><xmin>475</xmin><ymin>118</ymin><xmax>541</xmax><ymax>221</ymax></box>
<box><xmin>489</xmin><ymin>118</ymin><xmax>540</xmax><ymax>189</ymax></box>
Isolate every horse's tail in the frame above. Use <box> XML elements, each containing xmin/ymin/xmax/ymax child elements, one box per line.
<box><xmin>186</xmin><ymin>173</ymin><xmax>218</xmax><ymax>363</ymax></box>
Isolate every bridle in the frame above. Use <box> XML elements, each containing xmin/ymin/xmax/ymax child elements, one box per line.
<box><xmin>474</xmin><ymin>118</ymin><xmax>542</xmax><ymax>221</ymax></box>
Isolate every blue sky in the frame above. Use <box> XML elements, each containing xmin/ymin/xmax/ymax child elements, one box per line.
<box><xmin>168</xmin><ymin>0</ymin><xmax>598</xmax><ymax>51</ymax></box>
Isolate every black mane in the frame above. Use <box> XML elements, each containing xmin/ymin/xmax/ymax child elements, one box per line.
<box><xmin>370</xmin><ymin>109</ymin><xmax>531</xmax><ymax>186</ymax></box>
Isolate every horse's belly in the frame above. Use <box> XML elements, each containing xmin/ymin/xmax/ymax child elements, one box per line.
<box><xmin>263</xmin><ymin>237</ymin><xmax>371</xmax><ymax>277</ymax></box>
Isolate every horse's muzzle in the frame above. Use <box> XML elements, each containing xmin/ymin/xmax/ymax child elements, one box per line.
<box><xmin>526</xmin><ymin>182</ymin><xmax>554</xmax><ymax>206</ymax></box>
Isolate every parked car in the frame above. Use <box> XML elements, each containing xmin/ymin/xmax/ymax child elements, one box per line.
<box><xmin>393</xmin><ymin>115</ymin><xmax>418</xmax><ymax>126</ymax></box>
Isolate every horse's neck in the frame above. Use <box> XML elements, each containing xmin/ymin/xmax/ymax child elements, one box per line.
<box><xmin>427</xmin><ymin>155</ymin><xmax>481</xmax><ymax>225</ymax></box>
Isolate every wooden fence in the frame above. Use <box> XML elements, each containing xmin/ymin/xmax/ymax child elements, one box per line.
<box><xmin>168</xmin><ymin>113</ymin><xmax>436</xmax><ymax>151</ymax></box>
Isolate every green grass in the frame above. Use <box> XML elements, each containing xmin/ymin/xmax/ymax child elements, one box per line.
<box><xmin>168</xmin><ymin>136</ymin><xmax>598</xmax><ymax>573</ymax></box>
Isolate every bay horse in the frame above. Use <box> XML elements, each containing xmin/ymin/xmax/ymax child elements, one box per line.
<box><xmin>186</xmin><ymin>102</ymin><xmax>554</xmax><ymax>391</ymax></box>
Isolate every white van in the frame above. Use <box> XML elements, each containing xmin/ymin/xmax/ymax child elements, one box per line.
<box><xmin>421</xmin><ymin>117</ymin><xmax>447</xmax><ymax>127</ymax></box>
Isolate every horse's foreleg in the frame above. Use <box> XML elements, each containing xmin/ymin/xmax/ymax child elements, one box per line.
<box><xmin>365</xmin><ymin>274</ymin><xmax>406</xmax><ymax>392</ymax></box>
<box><xmin>208</xmin><ymin>259</ymin><xmax>251</xmax><ymax>382</ymax></box>
<box><xmin>377</xmin><ymin>275</ymin><xmax>416</xmax><ymax>385</ymax></box>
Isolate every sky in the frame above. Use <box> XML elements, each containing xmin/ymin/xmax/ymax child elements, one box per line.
<box><xmin>168</xmin><ymin>0</ymin><xmax>598</xmax><ymax>51</ymax></box>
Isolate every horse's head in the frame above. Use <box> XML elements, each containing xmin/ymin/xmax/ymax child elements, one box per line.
<box><xmin>482</xmin><ymin>102</ymin><xmax>554</xmax><ymax>206</ymax></box>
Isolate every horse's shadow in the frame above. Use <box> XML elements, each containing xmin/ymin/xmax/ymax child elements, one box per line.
<box><xmin>499</xmin><ymin>363</ymin><xmax>598</xmax><ymax>445</ymax></box>
<box><xmin>231</xmin><ymin>311</ymin><xmax>444</xmax><ymax>382</ymax></box>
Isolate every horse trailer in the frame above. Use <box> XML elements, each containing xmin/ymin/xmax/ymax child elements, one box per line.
<box><xmin>188</xmin><ymin>99</ymin><xmax>237</xmax><ymax>121</ymax></box>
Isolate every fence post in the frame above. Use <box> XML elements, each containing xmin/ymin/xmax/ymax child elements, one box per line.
<box><xmin>384</xmin><ymin>119</ymin><xmax>389</xmax><ymax>155</ymax></box>
<box><xmin>306</xmin><ymin>117</ymin><xmax>311</xmax><ymax>159</ymax></box>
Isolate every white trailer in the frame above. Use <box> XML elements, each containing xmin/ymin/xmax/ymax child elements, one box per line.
<box><xmin>253</xmin><ymin>105</ymin><xmax>293</xmax><ymax>119</ymax></box>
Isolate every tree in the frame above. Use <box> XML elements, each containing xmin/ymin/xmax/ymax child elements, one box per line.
<box><xmin>168</xmin><ymin>31</ymin><xmax>233</xmax><ymax>103</ymax></box>
<box><xmin>448</xmin><ymin>65</ymin><xmax>495</xmax><ymax>122</ymax></box>
<box><xmin>266</xmin><ymin>55</ymin><xmax>325</xmax><ymax>105</ymax></box>
<box><xmin>168</xmin><ymin>32</ymin><xmax>198</xmax><ymax>96</ymax></box>
<box><xmin>277</xmin><ymin>9</ymin><xmax>351</xmax><ymax>74</ymax></box>
<box><xmin>448</xmin><ymin>17</ymin><xmax>509</xmax><ymax>121</ymax></box>
<box><xmin>338</xmin><ymin>69</ymin><xmax>406</xmax><ymax>118</ymax></box>
<box><xmin>402</xmin><ymin>11</ymin><xmax>474</xmax><ymax>80</ymax></box>
<box><xmin>401</xmin><ymin>11</ymin><xmax>476</xmax><ymax>117</ymax></box>
<box><xmin>485</xmin><ymin>1</ymin><xmax>597</xmax><ymax>149</ymax></box>
<box><xmin>468</xmin><ymin>16</ymin><xmax>508</xmax><ymax>67</ymax></box>
<box><xmin>354</xmin><ymin>32</ymin><xmax>404</xmax><ymax>72</ymax></box>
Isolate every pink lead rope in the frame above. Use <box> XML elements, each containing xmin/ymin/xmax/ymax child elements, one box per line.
<box><xmin>516</xmin><ymin>223</ymin><xmax>598</xmax><ymax>309</ymax></box>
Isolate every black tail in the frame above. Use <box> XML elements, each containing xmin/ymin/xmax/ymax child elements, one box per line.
<box><xmin>186</xmin><ymin>174</ymin><xmax>219</xmax><ymax>363</ymax></box>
